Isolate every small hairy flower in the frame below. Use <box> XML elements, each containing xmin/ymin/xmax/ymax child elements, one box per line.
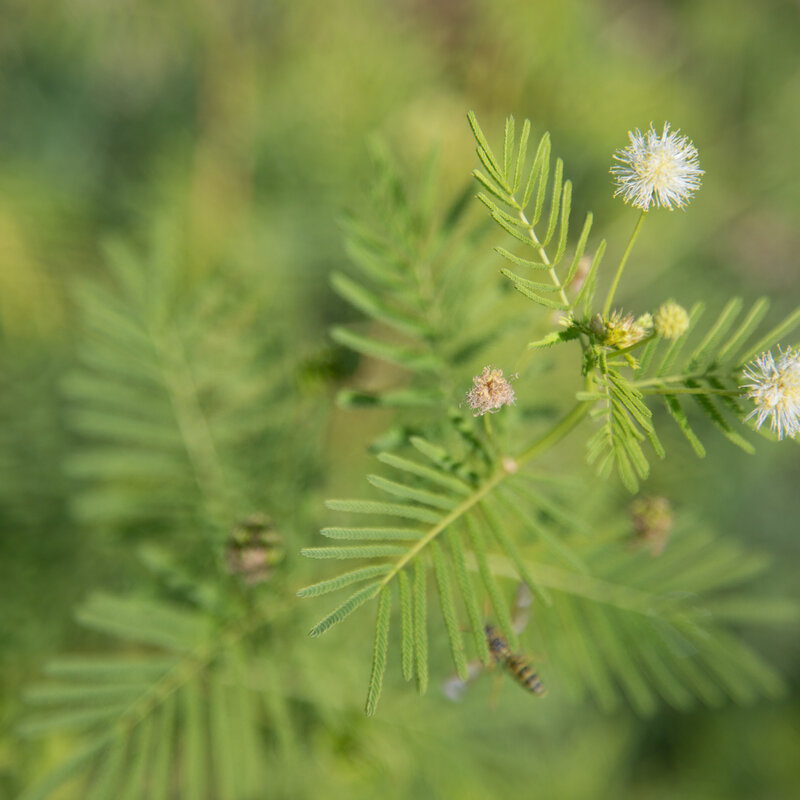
<box><xmin>653</xmin><ymin>301</ymin><xmax>690</xmax><ymax>340</ymax></box>
<box><xmin>590</xmin><ymin>310</ymin><xmax>649</xmax><ymax>350</ymax></box>
<box><xmin>742</xmin><ymin>347</ymin><xmax>800</xmax><ymax>440</ymax></box>
<box><xmin>611</xmin><ymin>123</ymin><xmax>703</xmax><ymax>210</ymax></box>
<box><xmin>465</xmin><ymin>366</ymin><xmax>515</xmax><ymax>416</ymax></box>
<box><xmin>630</xmin><ymin>496</ymin><xmax>673</xmax><ymax>556</ymax></box>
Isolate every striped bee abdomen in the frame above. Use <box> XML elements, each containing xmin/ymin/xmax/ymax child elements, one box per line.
<box><xmin>505</xmin><ymin>654</ymin><xmax>546</xmax><ymax>696</ymax></box>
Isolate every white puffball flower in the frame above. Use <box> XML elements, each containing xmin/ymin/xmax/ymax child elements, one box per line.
<box><xmin>611</xmin><ymin>123</ymin><xmax>703</xmax><ymax>210</ymax></box>
<box><xmin>742</xmin><ymin>347</ymin><xmax>800</xmax><ymax>440</ymax></box>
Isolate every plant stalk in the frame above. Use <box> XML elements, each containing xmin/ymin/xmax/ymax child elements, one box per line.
<box><xmin>602</xmin><ymin>209</ymin><xmax>647</xmax><ymax>316</ymax></box>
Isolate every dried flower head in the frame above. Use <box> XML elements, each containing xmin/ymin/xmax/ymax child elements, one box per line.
<box><xmin>653</xmin><ymin>300</ymin><xmax>690</xmax><ymax>340</ymax></box>
<box><xmin>589</xmin><ymin>310</ymin><xmax>650</xmax><ymax>350</ymax></box>
<box><xmin>611</xmin><ymin>123</ymin><xmax>703</xmax><ymax>210</ymax></box>
<box><xmin>742</xmin><ymin>347</ymin><xmax>800</xmax><ymax>440</ymax></box>
<box><xmin>465</xmin><ymin>366</ymin><xmax>515</xmax><ymax>416</ymax></box>
<box><xmin>630</xmin><ymin>496</ymin><xmax>673</xmax><ymax>556</ymax></box>
<box><xmin>567</xmin><ymin>255</ymin><xmax>592</xmax><ymax>293</ymax></box>
<box><xmin>226</xmin><ymin>513</ymin><xmax>285</xmax><ymax>585</ymax></box>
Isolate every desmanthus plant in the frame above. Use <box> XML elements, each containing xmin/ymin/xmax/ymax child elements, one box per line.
<box><xmin>17</xmin><ymin>116</ymin><xmax>799</xmax><ymax>800</ymax></box>
<box><xmin>301</xmin><ymin>113</ymin><xmax>800</xmax><ymax>716</ymax></box>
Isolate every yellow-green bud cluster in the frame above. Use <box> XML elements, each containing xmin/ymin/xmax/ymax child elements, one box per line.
<box><xmin>589</xmin><ymin>310</ymin><xmax>651</xmax><ymax>350</ymax></box>
<box><xmin>653</xmin><ymin>301</ymin><xmax>689</xmax><ymax>340</ymax></box>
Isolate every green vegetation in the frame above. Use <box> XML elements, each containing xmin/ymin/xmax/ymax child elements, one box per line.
<box><xmin>2</xmin><ymin>2</ymin><xmax>799</xmax><ymax>798</ymax></box>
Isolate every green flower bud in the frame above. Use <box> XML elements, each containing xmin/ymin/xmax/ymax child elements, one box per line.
<box><xmin>653</xmin><ymin>301</ymin><xmax>689</xmax><ymax>340</ymax></box>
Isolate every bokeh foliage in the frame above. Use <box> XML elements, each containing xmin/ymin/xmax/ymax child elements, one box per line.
<box><xmin>1</xmin><ymin>1</ymin><xmax>799</xmax><ymax>798</ymax></box>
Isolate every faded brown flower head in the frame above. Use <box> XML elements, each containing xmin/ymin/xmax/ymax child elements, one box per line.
<box><xmin>226</xmin><ymin>513</ymin><xmax>285</xmax><ymax>585</ymax></box>
<box><xmin>630</xmin><ymin>496</ymin><xmax>673</xmax><ymax>557</ymax></box>
<box><xmin>590</xmin><ymin>310</ymin><xmax>651</xmax><ymax>350</ymax></box>
<box><xmin>465</xmin><ymin>366</ymin><xmax>515</xmax><ymax>416</ymax></box>
<box><xmin>567</xmin><ymin>255</ymin><xmax>592</xmax><ymax>293</ymax></box>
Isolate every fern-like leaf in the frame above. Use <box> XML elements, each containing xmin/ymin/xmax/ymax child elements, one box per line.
<box><xmin>468</xmin><ymin>111</ymin><xmax>604</xmax><ymax>316</ymax></box>
<box><xmin>587</xmin><ymin>369</ymin><xmax>656</xmax><ymax>493</ymax></box>
<box><xmin>413</xmin><ymin>559</ymin><xmax>429</xmax><ymax>695</ymax></box>
<box><xmin>397</xmin><ymin>570</ymin><xmax>415</xmax><ymax>681</ymax></box>
<box><xmin>65</xmin><ymin>236</ymin><xmax>304</xmax><ymax>542</ymax></box>
<box><xmin>486</xmin><ymin>521</ymin><xmax>788</xmax><ymax>714</ymax></box>
<box><xmin>365</xmin><ymin>586</ymin><xmax>392</xmax><ymax>716</ymax></box>
<box><xmin>296</xmin><ymin>565</ymin><xmax>393</xmax><ymax>597</ymax></box>
<box><xmin>331</xmin><ymin>144</ymin><xmax>513</xmax><ymax>414</ymax></box>
<box><xmin>303</xmin><ymin>432</ymin><xmax>790</xmax><ymax>716</ymax></box>
<box><xmin>19</xmin><ymin>594</ymin><xmax>273</xmax><ymax>800</ymax></box>
<box><xmin>431</xmin><ymin>540</ymin><xmax>469</xmax><ymax>681</ymax></box>
<box><xmin>630</xmin><ymin>298</ymin><xmax>800</xmax><ymax>452</ymax></box>
<box><xmin>447</xmin><ymin>527</ymin><xmax>491</xmax><ymax>666</ymax></box>
<box><xmin>308</xmin><ymin>582</ymin><xmax>381</xmax><ymax>638</ymax></box>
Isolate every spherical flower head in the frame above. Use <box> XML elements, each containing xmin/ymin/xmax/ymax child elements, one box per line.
<box><xmin>465</xmin><ymin>366</ymin><xmax>515</xmax><ymax>416</ymax></box>
<box><xmin>742</xmin><ymin>347</ymin><xmax>800</xmax><ymax>440</ymax></box>
<box><xmin>653</xmin><ymin>301</ymin><xmax>690</xmax><ymax>340</ymax></box>
<box><xmin>611</xmin><ymin>123</ymin><xmax>703</xmax><ymax>210</ymax></box>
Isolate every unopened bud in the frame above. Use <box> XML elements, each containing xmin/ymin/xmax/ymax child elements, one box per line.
<box><xmin>653</xmin><ymin>301</ymin><xmax>689</xmax><ymax>340</ymax></box>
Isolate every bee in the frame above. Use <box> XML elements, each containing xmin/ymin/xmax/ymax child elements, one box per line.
<box><xmin>441</xmin><ymin>586</ymin><xmax>546</xmax><ymax>702</ymax></box>
<box><xmin>484</xmin><ymin>623</ymin><xmax>546</xmax><ymax>697</ymax></box>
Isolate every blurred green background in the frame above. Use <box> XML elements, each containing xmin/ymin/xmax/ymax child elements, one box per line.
<box><xmin>1</xmin><ymin>0</ymin><xmax>799</xmax><ymax>798</ymax></box>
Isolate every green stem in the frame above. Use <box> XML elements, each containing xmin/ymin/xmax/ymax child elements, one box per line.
<box><xmin>377</xmin><ymin>470</ymin><xmax>506</xmax><ymax>590</ymax></box>
<box><xmin>516</xmin><ymin>207</ymin><xmax>570</xmax><ymax>309</ymax></box>
<box><xmin>602</xmin><ymin>209</ymin><xmax>647</xmax><ymax>316</ymax></box>
<box><xmin>511</xmin><ymin>191</ymin><xmax>588</xmax><ymax>356</ymax></box>
<box><xmin>155</xmin><ymin>331</ymin><xmax>232</xmax><ymax>527</ymax></box>
<box><xmin>516</xmin><ymin>399</ymin><xmax>593</xmax><ymax>466</ymax></box>
<box><xmin>640</xmin><ymin>387</ymin><xmax>740</xmax><ymax>397</ymax></box>
<box><xmin>633</xmin><ymin>371</ymin><xmax>712</xmax><ymax>388</ymax></box>
<box><xmin>482</xmin><ymin>412</ymin><xmax>500</xmax><ymax>460</ymax></box>
<box><xmin>607</xmin><ymin>332</ymin><xmax>656</xmax><ymax>358</ymax></box>
<box><xmin>581</xmin><ymin>385</ymin><xmax>739</xmax><ymax>398</ymax></box>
